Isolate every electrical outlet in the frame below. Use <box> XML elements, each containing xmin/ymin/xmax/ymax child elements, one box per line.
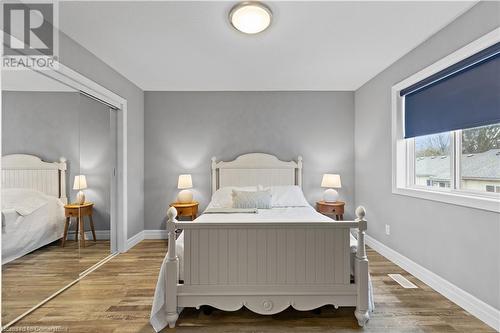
<box><xmin>385</xmin><ymin>224</ymin><xmax>391</xmax><ymax>235</ymax></box>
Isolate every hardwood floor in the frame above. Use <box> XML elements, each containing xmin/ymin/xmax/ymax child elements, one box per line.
<box><xmin>5</xmin><ymin>240</ymin><xmax>495</xmax><ymax>333</ymax></box>
<box><xmin>2</xmin><ymin>240</ymin><xmax>110</xmax><ymax>325</ymax></box>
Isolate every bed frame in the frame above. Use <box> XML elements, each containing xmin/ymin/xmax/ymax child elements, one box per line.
<box><xmin>1</xmin><ymin>154</ymin><xmax>68</xmax><ymax>203</ymax></box>
<box><xmin>164</xmin><ymin>153</ymin><xmax>370</xmax><ymax>328</ymax></box>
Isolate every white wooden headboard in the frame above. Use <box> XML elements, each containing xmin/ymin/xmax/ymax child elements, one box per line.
<box><xmin>1</xmin><ymin>154</ymin><xmax>68</xmax><ymax>203</ymax></box>
<box><xmin>211</xmin><ymin>153</ymin><xmax>302</xmax><ymax>194</ymax></box>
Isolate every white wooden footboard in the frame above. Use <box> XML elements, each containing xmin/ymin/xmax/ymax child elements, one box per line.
<box><xmin>164</xmin><ymin>206</ymin><xmax>370</xmax><ymax>328</ymax></box>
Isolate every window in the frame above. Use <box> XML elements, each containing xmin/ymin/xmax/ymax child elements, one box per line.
<box><xmin>461</xmin><ymin>124</ymin><xmax>500</xmax><ymax>193</ymax></box>
<box><xmin>486</xmin><ymin>185</ymin><xmax>500</xmax><ymax>193</ymax></box>
<box><xmin>408</xmin><ymin>124</ymin><xmax>500</xmax><ymax>195</ymax></box>
<box><xmin>391</xmin><ymin>29</ymin><xmax>500</xmax><ymax>212</ymax></box>
<box><xmin>414</xmin><ymin>132</ymin><xmax>452</xmax><ymax>189</ymax></box>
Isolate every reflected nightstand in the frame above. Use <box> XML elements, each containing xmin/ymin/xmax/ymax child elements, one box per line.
<box><xmin>316</xmin><ymin>201</ymin><xmax>345</xmax><ymax>221</ymax></box>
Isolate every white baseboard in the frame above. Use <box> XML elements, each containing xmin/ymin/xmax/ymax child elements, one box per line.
<box><xmin>65</xmin><ymin>230</ymin><xmax>110</xmax><ymax>240</ymax></box>
<box><xmin>124</xmin><ymin>230</ymin><xmax>167</xmax><ymax>251</ymax></box>
<box><xmin>94</xmin><ymin>230</ymin><xmax>110</xmax><ymax>240</ymax></box>
<box><xmin>125</xmin><ymin>231</ymin><xmax>144</xmax><ymax>251</ymax></box>
<box><xmin>366</xmin><ymin>234</ymin><xmax>500</xmax><ymax>332</ymax></box>
<box><xmin>143</xmin><ymin>229</ymin><xmax>167</xmax><ymax>239</ymax></box>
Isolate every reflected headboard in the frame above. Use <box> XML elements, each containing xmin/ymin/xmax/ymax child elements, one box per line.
<box><xmin>1</xmin><ymin>154</ymin><xmax>68</xmax><ymax>203</ymax></box>
<box><xmin>211</xmin><ymin>153</ymin><xmax>302</xmax><ymax>194</ymax></box>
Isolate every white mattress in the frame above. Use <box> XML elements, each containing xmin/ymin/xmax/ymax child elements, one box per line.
<box><xmin>2</xmin><ymin>188</ymin><xmax>66</xmax><ymax>264</ymax></box>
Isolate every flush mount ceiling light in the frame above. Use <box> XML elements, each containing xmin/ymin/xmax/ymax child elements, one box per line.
<box><xmin>229</xmin><ymin>1</ymin><xmax>272</xmax><ymax>34</ymax></box>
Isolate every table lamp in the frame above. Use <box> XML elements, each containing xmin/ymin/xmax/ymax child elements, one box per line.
<box><xmin>73</xmin><ymin>175</ymin><xmax>88</xmax><ymax>204</ymax></box>
<box><xmin>321</xmin><ymin>174</ymin><xmax>341</xmax><ymax>202</ymax></box>
<box><xmin>177</xmin><ymin>174</ymin><xmax>193</xmax><ymax>203</ymax></box>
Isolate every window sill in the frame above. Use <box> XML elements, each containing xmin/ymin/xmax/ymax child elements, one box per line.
<box><xmin>392</xmin><ymin>186</ymin><xmax>500</xmax><ymax>213</ymax></box>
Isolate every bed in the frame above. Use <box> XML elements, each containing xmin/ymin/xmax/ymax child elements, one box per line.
<box><xmin>150</xmin><ymin>153</ymin><xmax>372</xmax><ymax>331</ymax></box>
<box><xmin>1</xmin><ymin>154</ymin><xmax>67</xmax><ymax>264</ymax></box>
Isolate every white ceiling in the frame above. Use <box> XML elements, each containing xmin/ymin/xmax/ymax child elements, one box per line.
<box><xmin>59</xmin><ymin>1</ymin><xmax>476</xmax><ymax>91</ymax></box>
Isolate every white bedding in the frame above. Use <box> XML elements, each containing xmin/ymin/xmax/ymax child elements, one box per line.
<box><xmin>2</xmin><ymin>188</ymin><xmax>66</xmax><ymax>264</ymax></box>
<box><xmin>151</xmin><ymin>204</ymin><xmax>372</xmax><ymax>332</ymax></box>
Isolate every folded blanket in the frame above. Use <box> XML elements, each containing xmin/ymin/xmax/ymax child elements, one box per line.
<box><xmin>203</xmin><ymin>207</ymin><xmax>258</xmax><ymax>214</ymax></box>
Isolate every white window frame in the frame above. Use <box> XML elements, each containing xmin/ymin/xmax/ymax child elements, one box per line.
<box><xmin>391</xmin><ymin>27</ymin><xmax>500</xmax><ymax>213</ymax></box>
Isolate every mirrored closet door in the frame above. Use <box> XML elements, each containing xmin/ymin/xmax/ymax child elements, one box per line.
<box><xmin>1</xmin><ymin>68</ymin><xmax>117</xmax><ymax>327</ymax></box>
<box><xmin>75</xmin><ymin>93</ymin><xmax>117</xmax><ymax>272</ymax></box>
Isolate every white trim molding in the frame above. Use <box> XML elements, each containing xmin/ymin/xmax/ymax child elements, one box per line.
<box><xmin>125</xmin><ymin>230</ymin><xmax>168</xmax><ymax>251</ymax></box>
<box><xmin>366</xmin><ymin>235</ymin><xmax>500</xmax><ymax>331</ymax></box>
<box><xmin>126</xmin><ymin>231</ymin><xmax>145</xmax><ymax>251</ymax></box>
<box><xmin>391</xmin><ymin>27</ymin><xmax>500</xmax><ymax>213</ymax></box>
<box><xmin>65</xmin><ymin>230</ymin><xmax>110</xmax><ymax>241</ymax></box>
<box><xmin>143</xmin><ymin>230</ymin><xmax>168</xmax><ymax>239</ymax></box>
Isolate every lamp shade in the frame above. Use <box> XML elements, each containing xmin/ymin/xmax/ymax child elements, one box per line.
<box><xmin>177</xmin><ymin>174</ymin><xmax>193</xmax><ymax>189</ymax></box>
<box><xmin>73</xmin><ymin>175</ymin><xmax>87</xmax><ymax>190</ymax></box>
<box><xmin>321</xmin><ymin>174</ymin><xmax>341</xmax><ymax>188</ymax></box>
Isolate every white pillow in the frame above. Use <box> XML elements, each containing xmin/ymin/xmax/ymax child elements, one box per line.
<box><xmin>259</xmin><ymin>185</ymin><xmax>309</xmax><ymax>207</ymax></box>
<box><xmin>209</xmin><ymin>186</ymin><xmax>257</xmax><ymax>208</ymax></box>
<box><xmin>232</xmin><ymin>189</ymin><xmax>272</xmax><ymax>209</ymax></box>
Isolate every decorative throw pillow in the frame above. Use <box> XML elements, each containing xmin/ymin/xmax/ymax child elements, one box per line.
<box><xmin>232</xmin><ymin>189</ymin><xmax>272</xmax><ymax>209</ymax></box>
<box><xmin>209</xmin><ymin>186</ymin><xmax>258</xmax><ymax>208</ymax></box>
<box><xmin>258</xmin><ymin>185</ymin><xmax>309</xmax><ymax>207</ymax></box>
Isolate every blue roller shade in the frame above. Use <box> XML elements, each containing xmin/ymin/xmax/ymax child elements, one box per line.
<box><xmin>402</xmin><ymin>42</ymin><xmax>500</xmax><ymax>139</ymax></box>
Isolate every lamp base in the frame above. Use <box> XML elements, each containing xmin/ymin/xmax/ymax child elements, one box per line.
<box><xmin>177</xmin><ymin>189</ymin><xmax>193</xmax><ymax>203</ymax></box>
<box><xmin>323</xmin><ymin>189</ymin><xmax>338</xmax><ymax>202</ymax></box>
<box><xmin>76</xmin><ymin>191</ymin><xmax>86</xmax><ymax>205</ymax></box>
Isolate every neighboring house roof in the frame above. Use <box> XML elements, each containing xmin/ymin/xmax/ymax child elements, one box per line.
<box><xmin>416</xmin><ymin>149</ymin><xmax>500</xmax><ymax>180</ymax></box>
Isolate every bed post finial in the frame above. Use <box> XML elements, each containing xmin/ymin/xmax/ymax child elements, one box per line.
<box><xmin>211</xmin><ymin>156</ymin><xmax>217</xmax><ymax>195</ymax></box>
<box><xmin>297</xmin><ymin>156</ymin><xmax>303</xmax><ymax>188</ymax></box>
<box><xmin>165</xmin><ymin>206</ymin><xmax>179</xmax><ymax>328</ymax></box>
<box><xmin>355</xmin><ymin>205</ymin><xmax>370</xmax><ymax>326</ymax></box>
<box><xmin>166</xmin><ymin>207</ymin><xmax>178</xmax><ymax>260</ymax></box>
<box><xmin>58</xmin><ymin>157</ymin><xmax>68</xmax><ymax>204</ymax></box>
<box><xmin>355</xmin><ymin>206</ymin><xmax>367</xmax><ymax>260</ymax></box>
<box><xmin>355</xmin><ymin>206</ymin><xmax>366</xmax><ymax>220</ymax></box>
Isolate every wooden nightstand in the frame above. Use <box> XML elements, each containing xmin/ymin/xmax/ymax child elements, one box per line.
<box><xmin>169</xmin><ymin>201</ymin><xmax>199</xmax><ymax>221</ymax></box>
<box><xmin>316</xmin><ymin>201</ymin><xmax>345</xmax><ymax>221</ymax></box>
<box><xmin>63</xmin><ymin>202</ymin><xmax>96</xmax><ymax>248</ymax></box>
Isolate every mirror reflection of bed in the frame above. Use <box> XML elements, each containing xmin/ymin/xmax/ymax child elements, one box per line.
<box><xmin>1</xmin><ymin>69</ymin><xmax>117</xmax><ymax>325</ymax></box>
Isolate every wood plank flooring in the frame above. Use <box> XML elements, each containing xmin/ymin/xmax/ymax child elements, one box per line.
<box><xmin>2</xmin><ymin>240</ymin><xmax>110</xmax><ymax>325</ymax></box>
<box><xmin>5</xmin><ymin>240</ymin><xmax>495</xmax><ymax>333</ymax></box>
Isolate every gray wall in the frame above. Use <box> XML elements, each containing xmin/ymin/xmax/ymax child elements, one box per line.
<box><xmin>58</xmin><ymin>26</ymin><xmax>145</xmax><ymax>239</ymax></box>
<box><xmin>2</xmin><ymin>91</ymin><xmax>112</xmax><ymax>231</ymax></box>
<box><xmin>354</xmin><ymin>1</ymin><xmax>500</xmax><ymax>309</ymax></box>
<box><xmin>144</xmin><ymin>91</ymin><xmax>354</xmax><ymax>230</ymax></box>
<box><xmin>78</xmin><ymin>95</ymin><xmax>113</xmax><ymax>231</ymax></box>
